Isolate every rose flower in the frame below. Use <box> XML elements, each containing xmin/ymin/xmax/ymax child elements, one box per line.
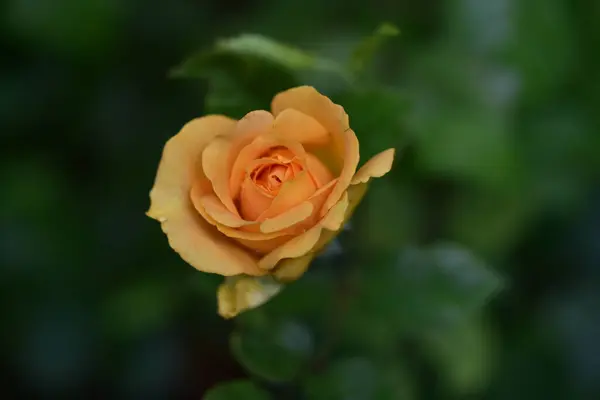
<box><xmin>147</xmin><ymin>86</ymin><xmax>394</xmax><ymax>317</ymax></box>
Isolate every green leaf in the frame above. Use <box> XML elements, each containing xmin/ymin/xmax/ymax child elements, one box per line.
<box><xmin>231</xmin><ymin>319</ymin><xmax>314</xmax><ymax>382</ymax></box>
<box><xmin>349</xmin><ymin>23</ymin><xmax>400</xmax><ymax>77</ymax></box>
<box><xmin>304</xmin><ymin>358</ymin><xmax>414</xmax><ymax>400</ymax></box>
<box><xmin>215</xmin><ymin>34</ymin><xmax>342</xmax><ymax>73</ymax></box>
<box><xmin>204</xmin><ymin>380</ymin><xmax>270</xmax><ymax>400</ymax></box>
<box><xmin>171</xmin><ymin>34</ymin><xmax>347</xmax><ymax>118</ymax></box>
<box><xmin>171</xmin><ymin>34</ymin><xmax>345</xmax><ymax>80</ymax></box>
<box><xmin>422</xmin><ymin>317</ymin><xmax>495</xmax><ymax>395</ymax></box>
<box><xmin>359</xmin><ymin>243</ymin><xmax>502</xmax><ymax>334</ymax></box>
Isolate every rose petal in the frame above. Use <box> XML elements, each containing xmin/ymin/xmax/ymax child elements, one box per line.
<box><xmin>239</xmin><ymin>173</ymin><xmax>274</xmax><ymax>221</ymax></box>
<box><xmin>272</xmin><ymin>86</ymin><xmax>348</xmax><ymax>175</ymax></box>
<box><xmin>260</xmin><ymin>201</ymin><xmax>314</xmax><ymax>233</ymax></box>
<box><xmin>270</xmin><ymin>86</ymin><xmax>360</xmax><ymax>217</ymax></box>
<box><xmin>258</xmin><ymin>171</ymin><xmax>316</xmax><ymax>220</ymax></box>
<box><xmin>313</xmin><ymin>183</ymin><xmax>367</xmax><ymax>253</ymax></box>
<box><xmin>320</xmin><ymin>191</ymin><xmax>349</xmax><ymax>231</ymax></box>
<box><xmin>273</xmin><ymin>253</ymin><xmax>314</xmax><ymax>283</ymax></box>
<box><xmin>306</xmin><ymin>152</ymin><xmax>334</xmax><ymax>188</ymax></box>
<box><xmin>198</xmin><ymin>193</ymin><xmax>255</xmax><ymax>228</ymax></box>
<box><xmin>320</xmin><ymin>128</ymin><xmax>360</xmax><ymax>217</ymax></box>
<box><xmin>202</xmin><ymin>137</ymin><xmax>240</xmax><ymax>216</ymax></box>
<box><xmin>235</xmin><ymin>235</ymin><xmax>296</xmax><ymax>254</ymax></box>
<box><xmin>230</xmin><ymin>136</ymin><xmax>307</xmax><ymax>200</ymax></box>
<box><xmin>147</xmin><ymin>116</ymin><xmax>262</xmax><ymax>276</ymax></box>
<box><xmin>201</xmin><ymin>110</ymin><xmax>273</xmax><ymax>215</ymax></box>
<box><xmin>217</xmin><ymin>275</ymin><xmax>282</xmax><ymax>319</ymax></box>
<box><xmin>351</xmin><ymin>148</ymin><xmax>395</xmax><ymax>184</ymax></box>
<box><xmin>271</xmin><ymin>86</ymin><xmax>349</xmax><ymax>136</ymax></box>
<box><xmin>258</xmin><ymin>192</ymin><xmax>349</xmax><ymax>270</ymax></box>
<box><xmin>272</xmin><ymin>108</ymin><xmax>329</xmax><ymax>145</ymax></box>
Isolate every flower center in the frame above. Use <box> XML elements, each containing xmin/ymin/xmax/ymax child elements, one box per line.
<box><xmin>249</xmin><ymin>147</ymin><xmax>303</xmax><ymax>196</ymax></box>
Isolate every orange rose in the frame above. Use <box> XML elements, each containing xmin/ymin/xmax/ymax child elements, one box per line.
<box><xmin>147</xmin><ymin>86</ymin><xmax>394</xmax><ymax>317</ymax></box>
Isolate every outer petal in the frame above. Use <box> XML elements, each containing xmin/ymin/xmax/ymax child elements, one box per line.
<box><xmin>260</xmin><ymin>201</ymin><xmax>314</xmax><ymax>233</ymax></box>
<box><xmin>272</xmin><ymin>108</ymin><xmax>330</xmax><ymax>145</ymax></box>
<box><xmin>271</xmin><ymin>86</ymin><xmax>349</xmax><ymax>136</ymax></box>
<box><xmin>202</xmin><ymin>137</ymin><xmax>240</xmax><ymax>216</ymax></box>
<box><xmin>273</xmin><ymin>254</ymin><xmax>314</xmax><ymax>283</ymax></box>
<box><xmin>320</xmin><ymin>129</ymin><xmax>359</xmax><ymax>217</ymax></box>
<box><xmin>270</xmin><ymin>86</ymin><xmax>360</xmax><ymax>217</ymax></box>
<box><xmin>313</xmin><ymin>183</ymin><xmax>367</xmax><ymax>254</ymax></box>
<box><xmin>351</xmin><ymin>148</ymin><xmax>395</xmax><ymax>184</ymax></box>
<box><xmin>147</xmin><ymin>116</ymin><xmax>262</xmax><ymax>276</ymax></box>
<box><xmin>258</xmin><ymin>191</ymin><xmax>349</xmax><ymax>270</ymax></box>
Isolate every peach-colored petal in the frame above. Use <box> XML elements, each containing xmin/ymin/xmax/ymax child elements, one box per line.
<box><xmin>321</xmin><ymin>191</ymin><xmax>349</xmax><ymax>231</ymax></box>
<box><xmin>191</xmin><ymin>183</ymin><xmax>298</xmax><ymax>254</ymax></box>
<box><xmin>232</xmin><ymin>110</ymin><xmax>274</xmax><ymax>144</ymax></box>
<box><xmin>271</xmin><ymin>86</ymin><xmax>349</xmax><ymax>136</ymax></box>
<box><xmin>239</xmin><ymin>174</ymin><xmax>274</xmax><ymax>221</ymax></box>
<box><xmin>227</xmin><ymin>110</ymin><xmax>275</xmax><ymax>165</ymax></box>
<box><xmin>191</xmin><ymin>203</ymin><xmax>294</xmax><ymax>254</ymax></box>
<box><xmin>147</xmin><ymin>116</ymin><xmax>262</xmax><ymax>276</ymax></box>
<box><xmin>230</xmin><ymin>136</ymin><xmax>307</xmax><ymax>200</ymax></box>
<box><xmin>272</xmin><ymin>86</ymin><xmax>348</xmax><ymax>175</ymax></box>
<box><xmin>202</xmin><ymin>137</ymin><xmax>239</xmax><ymax>216</ymax></box>
<box><xmin>260</xmin><ymin>201</ymin><xmax>314</xmax><ymax>233</ymax></box>
<box><xmin>306</xmin><ymin>152</ymin><xmax>334</xmax><ymax>188</ymax></box>
<box><xmin>351</xmin><ymin>148</ymin><xmax>395</xmax><ymax>184</ymax></box>
<box><xmin>270</xmin><ymin>86</ymin><xmax>359</xmax><ymax>217</ymax></box>
<box><xmin>272</xmin><ymin>108</ymin><xmax>330</xmax><ymax>145</ymax></box>
<box><xmin>320</xmin><ymin>128</ymin><xmax>360</xmax><ymax>217</ymax></box>
<box><xmin>273</xmin><ymin>253</ymin><xmax>314</xmax><ymax>283</ymax></box>
<box><xmin>258</xmin><ymin>171</ymin><xmax>316</xmax><ymax>220</ymax></box>
<box><xmin>258</xmin><ymin>225</ymin><xmax>322</xmax><ymax>270</ymax></box>
<box><xmin>226</xmin><ymin>111</ymin><xmax>274</xmax><ymax>194</ymax></box>
<box><xmin>313</xmin><ymin>183</ymin><xmax>367</xmax><ymax>253</ymax></box>
<box><xmin>199</xmin><ymin>194</ymin><xmax>255</xmax><ymax>228</ymax></box>
<box><xmin>235</xmin><ymin>235</ymin><xmax>296</xmax><ymax>254</ymax></box>
<box><xmin>258</xmin><ymin>193</ymin><xmax>349</xmax><ymax>270</ymax></box>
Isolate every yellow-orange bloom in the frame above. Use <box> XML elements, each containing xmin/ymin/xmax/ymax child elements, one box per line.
<box><xmin>147</xmin><ymin>86</ymin><xmax>395</xmax><ymax>317</ymax></box>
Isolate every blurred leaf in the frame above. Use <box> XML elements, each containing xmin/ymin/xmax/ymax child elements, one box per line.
<box><xmin>204</xmin><ymin>379</ymin><xmax>270</xmax><ymax>400</ymax></box>
<box><xmin>170</xmin><ymin>33</ymin><xmax>351</xmax><ymax>118</ymax></box>
<box><xmin>422</xmin><ymin>317</ymin><xmax>494</xmax><ymax>395</ymax></box>
<box><xmin>171</xmin><ymin>34</ymin><xmax>346</xmax><ymax>81</ymax></box>
<box><xmin>349</xmin><ymin>23</ymin><xmax>400</xmax><ymax>77</ymax></box>
<box><xmin>231</xmin><ymin>319</ymin><xmax>313</xmax><ymax>382</ymax></box>
<box><xmin>359</xmin><ymin>243</ymin><xmax>502</xmax><ymax>334</ymax></box>
<box><xmin>304</xmin><ymin>358</ymin><xmax>414</xmax><ymax>400</ymax></box>
<box><xmin>215</xmin><ymin>34</ymin><xmax>343</xmax><ymax>75</ymax></box>
<box><xmin>414</xmin><ymin>106</ymin><xmax>515</xmax><ymax>185</ymax></box>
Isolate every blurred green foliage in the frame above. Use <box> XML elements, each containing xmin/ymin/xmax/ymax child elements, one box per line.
<box><xmin>2</xmin><ymin>0</ymin><xmax>600</xmax><ymax>399</ymax></box>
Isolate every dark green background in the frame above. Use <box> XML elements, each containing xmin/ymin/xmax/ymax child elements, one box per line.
<box><xmin>2</xmin><ymin>0</ymin><xmax>599</xmax><ymax>399</ymax></box>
